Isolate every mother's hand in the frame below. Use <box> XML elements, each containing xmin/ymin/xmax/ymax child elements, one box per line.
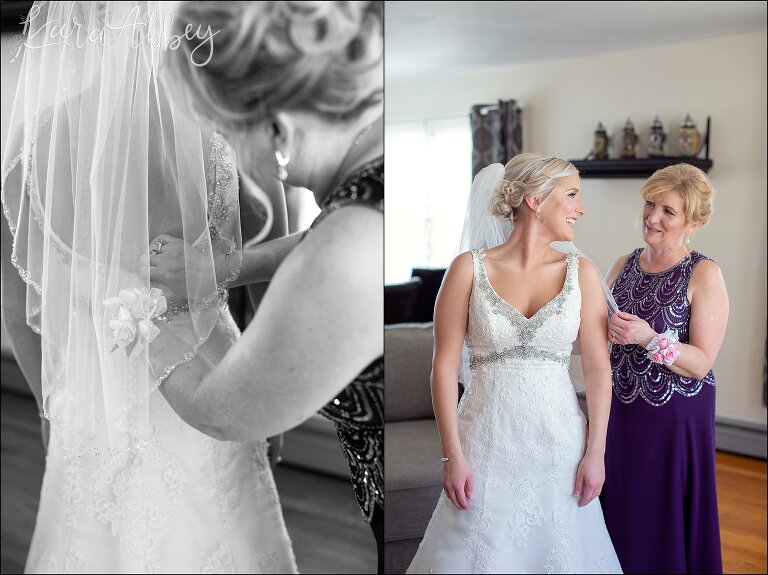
<box><xmin>148</xmin><ymin>235</ymin><xmax>204</xmax><ymax>300</ymax></box>
<box><xmin>608</xmin><ymin>311</ymin><xmax>656</xmax><ymax>347</ymax></box>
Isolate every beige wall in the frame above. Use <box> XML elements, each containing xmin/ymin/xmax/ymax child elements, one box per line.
<box><xmin>387</xmin><ymin>31</ymin><xmax>767</xmax><ymax>426</ymax></box>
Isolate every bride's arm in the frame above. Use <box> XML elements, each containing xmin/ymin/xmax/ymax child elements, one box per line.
<box><xmin>574</xmin><ymin>258</ymin><xmax>613</xmax><ymax>507</ymax></box>
<box><xmin>1</xmin><ymin>209</ymin><xmax>43</xmax><ymax>404</ymax></box>
<box><xmin>158</xmin><ymin>205</ymin><xmax>382</xmax><ymax>439</ymax></box>
<box><xmin>431</xmin><ymin>252</ymin><xmax>474</xmax><ymax>511</ymax></box>
<box><xmin>1</xmin><ymin>211</ymin><xmax>48</xmax><ymax>448</ymax></box>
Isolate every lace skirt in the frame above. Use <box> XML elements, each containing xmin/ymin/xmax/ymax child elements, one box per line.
<box><xmin>25</xmin><ymin>313</ymin><xmax>297</xmax><ymax>574</ymax></box>
<box><xmin>407</xmin><ymin>359</ymin><xmax>622</xmax><ymax>574</ymax></box>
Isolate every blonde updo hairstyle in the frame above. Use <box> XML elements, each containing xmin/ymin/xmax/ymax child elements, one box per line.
<box><xmin>171</xmin><ymin>1</ymin><xmax>383</xmax><ymax>132</ymax></box>
<box><xmin>492</xmin><ymin>153</ymin><xmax>578</xmax><ymax>221</ymax></box>
<box><xmin>640</xmin><ymin>164</ymin><xmax>715</xmax><ymax>227</ymax></box>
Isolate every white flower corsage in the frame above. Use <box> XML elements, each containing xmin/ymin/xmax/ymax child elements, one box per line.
<box><xmin>104</xmin><ymin>287</ymin><xmax>167</xmax><ymax>357</ymax></box>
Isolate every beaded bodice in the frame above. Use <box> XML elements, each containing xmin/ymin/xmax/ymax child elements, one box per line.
<box><xmin>305</xmin><ymin>157</ymin><xmax>384</xmax><ymax>234</ymax></box>
<box><xmin>303</xmin><ymin>157</ymin><xmax>383</xmax><ymax>523</ymax></box>
<box><xmin>467</xmin><ymin>250</ymin><xmax>581</xmax><ymax>370</ymax></box>
<box><xmin>610</xmin><ymin>248</ymin><xmax>715</xmax><ymax>406</ymax></box>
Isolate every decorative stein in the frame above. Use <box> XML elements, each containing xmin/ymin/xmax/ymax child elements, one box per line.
<box><xmin>647</xmin><ymin>116</ymin><xmax>666</xmax><ymax>157</ymax></box>
<box><xmin>621</xmin><ymin>118</ymin><xmax>639</xmax><ymax>158</ymax></box>
<box><xmin>593</xmin><ymin>122</ymin><xmax>609</xmax><ymax>159</ymax></box>
<box><xmin>678</xmin><ymin>113</ymin><xmax>702</xmax><ymax>157</ymax></box>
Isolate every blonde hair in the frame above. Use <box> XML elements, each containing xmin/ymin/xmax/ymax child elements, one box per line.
<box><xmin>492</xmin><ymin>153</ymin><xmax>578</xmax><ymax>220</ymax></box>
<box><xmin>171</xmin><ymin>1</ymin><xmax>383</xmax><ymax>131</ymax></box>
<box><xmin>640</xmin><ymin>164</ymin><xmax>715</xmax><ymax>226</ymax></box>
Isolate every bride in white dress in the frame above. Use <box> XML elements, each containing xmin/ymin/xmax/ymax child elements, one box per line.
<box><xmin>406</xmin><ymin>155</ymin><xmax>622</xmax><ymax>574</ymax></box>
<box><xmin>0</xmin><ymin>2</ymin><xmax>296</xmax><ymax>572</ymax></box>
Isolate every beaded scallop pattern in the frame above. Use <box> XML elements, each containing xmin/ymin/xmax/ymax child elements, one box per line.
<box><xmin>610</xmin><ymin>248</ymin><xmax>715</xmax><ymax>406</ymax></box>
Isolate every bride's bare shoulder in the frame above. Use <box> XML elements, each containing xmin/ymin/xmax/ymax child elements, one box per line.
<box><xmin>435</xmin><ymin>252</ymin><xmax>475</xmax><ymax>300</ymax></box>
<box><xmin>576</xmin><ymin>257</ymin><xmax>602</xmax><ymax>287</ymax></box>
<box><xmin>447</xmin><ymin>251</ymin><xmax>475</xmax><ymax>277</ymax></box>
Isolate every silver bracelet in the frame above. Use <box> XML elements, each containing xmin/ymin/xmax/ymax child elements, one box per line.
<box><xmin>441</xmin><ymin>455</ymin><xmax>464</xmax><ymax>463</ymax></box>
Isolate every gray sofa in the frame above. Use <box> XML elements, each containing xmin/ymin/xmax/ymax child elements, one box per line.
<box><xmin>384</xmin><ymin>323</ymin><xmax>443</xmax><ymax>574</ymax></box>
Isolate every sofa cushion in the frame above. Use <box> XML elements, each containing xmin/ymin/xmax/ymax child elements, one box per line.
<box><xmin>384</xmin><ymin>538</ymin><xmax>421</xmax><ymax>575</ymax></box>
<box><xmin>385</xmin><ymin>419</ymin><xmax>444</xmax><ymax>542</ymax></box>
<box><xmin>384</xmin><ymin>323</ymin><xmax>435</xmax><ymax>422</ymax></box>
<box><xmin>385</xmin><ymin>419</ymin><xmax>443</xmax><ymax>491</ymax></box>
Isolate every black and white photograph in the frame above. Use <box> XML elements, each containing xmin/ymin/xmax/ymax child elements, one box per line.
<box><xmin>1</xmin><ymin>1</ymin><xmax>382</xmax><ymax>573</ymax></box>
<box><xmin>384</xmin><ymin>2</ymin><xmax>766</xmax><ymax>574</ymax></box>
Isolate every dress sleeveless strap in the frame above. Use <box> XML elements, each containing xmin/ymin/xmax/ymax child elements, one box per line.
<box><xmin>470</xmin><ymin>249</ymin><xmax>483</xmax><ymax>284</ymax></box>
<box><xmin>303</xmin><ymin>157</ymin><xmax>383</xmax><ymax>239</ymax></box>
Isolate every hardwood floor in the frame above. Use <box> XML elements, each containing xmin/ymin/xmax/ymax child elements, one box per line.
<box><xmin>717</xmin><ymin>451</ymin><xmax>767</xmax><ymax>574</ymax></box>
<box><xmin>0</xmin><ymin>360</ymin><xmax>375</xmax><ymax>574</ymax></box>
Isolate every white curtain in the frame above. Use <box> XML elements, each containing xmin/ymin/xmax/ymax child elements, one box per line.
<box><xmin>385</xmin><ymin>116</ymin><xmax>471</xmax><ymax>284</ymax></box>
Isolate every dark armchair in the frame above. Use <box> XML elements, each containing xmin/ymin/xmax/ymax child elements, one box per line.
<box><xmin>385</xmin><ymin>277</ymin><xmax>423</xmax><ymax>325</ymax></box>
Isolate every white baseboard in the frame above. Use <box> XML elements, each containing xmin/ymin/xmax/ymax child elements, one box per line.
<box><xmin>575</xmin><ymin>390</ymin><xmax>767</xmax><ymax>460</ymax></box>
<box><xmin>716</xmin><ymin>416</ymin><xmax>767</xmax><ymax>459</ymax></box>
<box><xmin>281</xmin><ymin>415</ymin><xmax>349</xmax><ymax>478</ymax></box>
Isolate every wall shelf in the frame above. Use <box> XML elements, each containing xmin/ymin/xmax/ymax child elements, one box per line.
<box><xmin>570</xmin><ymin>157</ymin><xmax>713</xmax><ymax>179</ymax></box>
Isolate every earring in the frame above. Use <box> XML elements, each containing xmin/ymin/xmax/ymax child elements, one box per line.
<box><xmin>535</xmin><ymin>208</ymin><xmax>542</xmax><ymax>222</ymax></box>
<box><xmin>275</xmin><ymin>150</ymin><xmax>290</xmax><ymax>181</ymax></box>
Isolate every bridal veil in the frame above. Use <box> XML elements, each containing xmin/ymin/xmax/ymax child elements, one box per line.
<box><xmin>1</xmin><ymin>1</ymin><xmax>264</xmax><ymax>458</ymax></box>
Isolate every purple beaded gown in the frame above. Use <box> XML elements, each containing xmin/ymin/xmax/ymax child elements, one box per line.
<box><xmin>600</xmin><ymin>249</ymin><xmax>722</xmax><ymax>574</ymax></box>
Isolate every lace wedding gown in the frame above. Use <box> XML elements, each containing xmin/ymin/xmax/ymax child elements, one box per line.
<box><xmin>21</xmin><ymin>134</ymin><xmax>297</xmax><ymax>574</ymax></box>
<box><xmin>406</xmin><ymin>250</ymin><xmax>621</xmax><ymax>574</ymax></box>
<box><xmin>26</xmin><ymin>334</ymin><xmax>298</xmax><ymax>574</ymax></box>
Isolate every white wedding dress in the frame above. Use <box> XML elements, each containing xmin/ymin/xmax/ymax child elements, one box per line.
<box><xmin>20</xmin><ymin>132</ymin><xmax>297</xmax><ymax>575</ymax></box>
<box><xmin>407</xmin><ymin>250</ymin><xmax>622</xmax><ymax>574</ymax></box>
<box><xmin>25</xmin><ymin>315</ymin><xmax>298</xmax><ymax>574</ymax></box>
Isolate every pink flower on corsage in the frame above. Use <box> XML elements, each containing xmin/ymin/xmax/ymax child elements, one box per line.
<box><xmin>646</xmin><ymin>328</ymin><xmax>681</xmax><ymax>366</ymax></box>
<box><xmin>104</xmin><ymin>287</ymin><xmax>167</xmax><ymax>358</ymax></box>
<box><xmin>662</xmin><ymin>344</ymin><xmax>681</xmax><ymax>366</ymax></box>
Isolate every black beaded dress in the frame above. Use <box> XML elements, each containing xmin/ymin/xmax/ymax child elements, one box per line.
<box><xmin>302</xmin><ymin>157</ymin><xmax>384</xmax><ymax>570</ymax></box>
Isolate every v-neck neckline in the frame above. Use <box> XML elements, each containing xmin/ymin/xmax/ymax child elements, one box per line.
<box><xmin>478</xmin><ymin>250</ymin><xmax>572</xmax><ymax>322</ymax></box>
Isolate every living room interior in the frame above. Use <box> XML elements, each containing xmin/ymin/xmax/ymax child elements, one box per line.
<box><xmin>383</xmin><ymin>2</ymin><xmax>767</xmax><ymax>573</ymax></box>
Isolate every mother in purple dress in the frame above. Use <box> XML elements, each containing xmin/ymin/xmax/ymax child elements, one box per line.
<box><xmin>600</xmin><ymin>164</ymin><xmax>729</xmax><ymax>574</ymax></box>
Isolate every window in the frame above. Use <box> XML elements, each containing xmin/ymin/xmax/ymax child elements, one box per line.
<box><xmin>385</xmin><ymin>116</ymin><xmax>471</xmax><ymax>284</ymax></box>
